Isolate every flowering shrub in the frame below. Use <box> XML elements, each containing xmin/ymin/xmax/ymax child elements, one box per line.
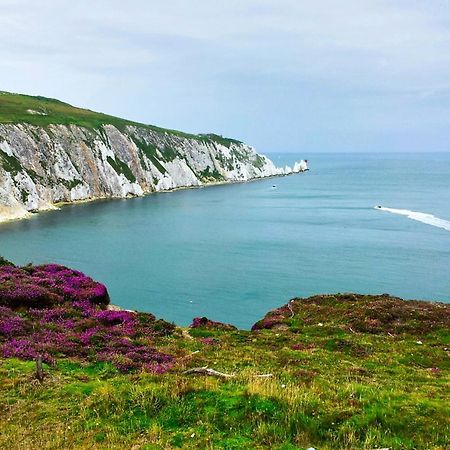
<box><xmin>0</xmin><ymin>260</ymin><xmax>175</xmax><ymax>373</ymax></box>
<box><xmin>0</xmin><ymin>263</ymin><xmax>109</xmax><ymax>308</ymax></box>
<box><xmin>190</xmin><ymin>316</ymin><xmax>237</xmax><ymax>331</ymax></box>
<box><xmin>0</xmin><ymin>301</ymin><xmax>175</xmax><ymax>372</ymax></box>
<box><xmin>2</xmin><ymin>338</ymin><xmax>47</xmax><ymax>362</ymax></box>
<box><xmin>0</xmin><ymin>308</ymin><xmax>27</xmax><ymax>336</ymax></box>
<box><xmin>251</xmin><ymin>316</ymin><xmax>283</xmax><ymax>331</ymax></box>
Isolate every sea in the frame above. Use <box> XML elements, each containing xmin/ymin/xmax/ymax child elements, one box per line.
<box><xmin>1</xmin><ymin>152</ymin><xmax>449</xmax><ymax>329</ymax></box>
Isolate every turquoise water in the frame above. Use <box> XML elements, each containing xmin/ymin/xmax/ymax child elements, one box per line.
<box><xmin>1</xmin><ymin>153</ymin><xmax>449</xmax><ymax>328</ymax></box>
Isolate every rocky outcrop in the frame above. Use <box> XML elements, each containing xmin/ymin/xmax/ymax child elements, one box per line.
<box><xmin>0</xmin><ymin>122</ymin><xmax>306</xmax><ymax>222</ymax></box>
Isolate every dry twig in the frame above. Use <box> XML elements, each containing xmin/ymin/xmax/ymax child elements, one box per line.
<box><xmin>183</xmin><ymin>366</ymin><xmax>273</xmax><ymax>379</ymax></box>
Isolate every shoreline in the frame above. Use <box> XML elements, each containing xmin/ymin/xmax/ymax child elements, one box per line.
<box><xmin>0</xmin><ymin>169</ymin><xmax>306</xmax><ymax>226</ymax></box>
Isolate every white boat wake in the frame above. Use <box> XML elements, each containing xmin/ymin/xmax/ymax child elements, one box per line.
<box><xmin>374</xmin><ymin>206</ymin><xmax>450</xmax><ymax>231</ymax></box>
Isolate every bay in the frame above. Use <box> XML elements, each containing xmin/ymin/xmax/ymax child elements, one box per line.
<box><xmin>1</xmin><ymin>152</ymin><xmax>449</xmax><ymax>328</ymax></box>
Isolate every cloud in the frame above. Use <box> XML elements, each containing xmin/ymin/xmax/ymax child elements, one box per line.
<box><xmin>0</xmin><ymin>0</ymin><xmax>449</xmax><ymax>151</ymax></box>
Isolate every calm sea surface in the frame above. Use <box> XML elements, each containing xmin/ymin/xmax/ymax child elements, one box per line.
<box><xmin>1</xmin><ymin>152</ymin><xmax>449</xmax><ymax>328</ymax></box>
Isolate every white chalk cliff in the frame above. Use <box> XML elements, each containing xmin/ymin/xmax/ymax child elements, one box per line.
<box><xmin>0</xmin><ymin>94</ymin><xmax>307</xmax><ymax>222</ymax></box>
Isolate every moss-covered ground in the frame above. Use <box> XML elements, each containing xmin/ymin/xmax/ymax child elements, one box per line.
<box><xmin>1</xmin><ymin>291</ymin><xmax>449</xmax><ymax>449</ymax></box>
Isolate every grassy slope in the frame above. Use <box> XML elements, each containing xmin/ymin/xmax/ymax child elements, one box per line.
<box><xmin>0</xmin><ymin>91</ymin><xmax>242</xmax><ymax>146</ymax></box>
<box><xmin>1</xmin><ymin>294</ymin><xmax>449</xmax><ymax>450</ymax></box>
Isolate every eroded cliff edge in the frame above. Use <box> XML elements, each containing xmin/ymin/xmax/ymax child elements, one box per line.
<box><xmin>0</xmin><ymin>92</ymin><xmax>306</xmax><ymax>222</ymax></box>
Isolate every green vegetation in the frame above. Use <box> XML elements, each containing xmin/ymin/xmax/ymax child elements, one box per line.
<box><xmin>198</xmin><ymin>133</ymin><xmax>243</xmax><ymax>148</ymax></box>
<box><xmin>199</xmin><ymin>165</ymin><xmax>225</xmax><ymax>182</ymax></box>
<box><xmin>253</xmin><ymin>154</ymin><xmax>266</xmax><ymax>170</ymax></box>
<box><xmin>229</xmin><ymin>147</ymin><xmax>266</xmax><ymax>170</ymax></box>
<box><xmin>0</xmin><ymin>91</ymin><xmax>243</xmax><ymax>148</ymax></box>
<box><xmin>131</xmin><ymin>139</ymin><xmax>179</xmax><ymax>174</ymax></box>
<box><xmin>0</xmin><ymin>256</ymin><xmax>14</xmax><ymax>266</ymax></box>
<box><xmin>214</xmin><ymin>152</ymin><xmax>235</xmax><ymax>171</ymax></box>
<box><xmin>0</xmin><ymin>148</ymin><xmax>42</xmax><ymax>181</ymax></box>
<box><xmin>59</xmin><ymin>179</ymin><xmax>83</xmax><ymax>190</ymax></box>
<box><xmin>106</xmin><ymin>156</ymin><xmax>137</xmax><ymax>183</ymax></box>
<box><xmin>0</xmin><ymin>149</ymin><xmax>22</xmax><ymax>175</ymax></box>
<box><xmin>19</xmin><ymin>189</ymin><xmax>29</xmax><ymax>204</ymax></box>
<box><xmin>161</xmin><ymin>145</ymin><xmax>179</xmax><ymax>162</ymax></box>
<box><xmin>1</xmin><ymin>290</ymin><xmax>448</xmax><ymax>449</ymax></box>
<box><xmin>0</xmin><ymin>91</ymin><xmax>135</xmax><ymax>131</ymax></box>
<box><xmin>131</xmin><ymin>138</ymin><xmax>167</xmax><ymax>174</ymax></box>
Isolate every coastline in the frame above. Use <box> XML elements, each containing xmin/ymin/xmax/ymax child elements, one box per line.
<box><xmin>0</xmin><ymin>169</ymin><xmax>307</xmax><ymax>226</ymax></box>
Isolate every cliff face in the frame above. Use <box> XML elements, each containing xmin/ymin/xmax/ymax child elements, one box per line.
<box><xmin>0</xmin><ymin>93</ymin><xmax>306</xmax><ymax>222</ymax></box>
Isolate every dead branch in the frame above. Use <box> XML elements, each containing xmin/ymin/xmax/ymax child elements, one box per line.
<box><xmin>183</xmin><ymin>366</ymin><xmax>235</xmax><ymax>378</ymax></box>
<box><xmin>35</xmin><ymin>355</ymin><xmax>44</xmax><ymax>382</ymax></box>
<box><xmin>180</xmin><ymin>350</ymin><xmax>201</xmax><ymax>362</ymax></box>
<box><xmin>183</xmin><ymin>366</ymin><xmax>273</xmax><ymax>379</ymax></box>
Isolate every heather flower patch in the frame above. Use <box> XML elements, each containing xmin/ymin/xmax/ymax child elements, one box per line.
<box><xmin>199</xmin><ymin>337</ymin><xmax>219</xmax><ymax>346</ymax></box>
<box><xmin>2</xmin><ymin>338</ymin><xmax>50</xmax><ymax>362</ymax></box>
<box><xmin>0</xmin><ymin>261</ymin><xmax>175</xmax><ymax>372</ymax></box>
<box><xmin>0</xmin><ymin>307</ymin><xmax>27</xmax><ymax>336</ymax></box>
<box><xmin>251</xmin><ymin>315</ymin><xmax>284</xmax><ymax>331</ymax></box>
<box><xmin>0</xmin><ymin>300</ymin><xmax>175</xmax><ymax>372</ymax></box>
<box><xmin>190</xmin><ymin>316</ymin><xmax>237</xmax><ymax>331</ymax></box>
<box><xmin>0</xmin><ymin>263</ymin><xmax>109</xmax><ymax>308</ymax></box>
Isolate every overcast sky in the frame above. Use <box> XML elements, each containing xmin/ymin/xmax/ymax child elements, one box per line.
<box><xmin>1</xmin><ymin>0</ymin><xmax>450</xmax><ymax>152</ymax></box>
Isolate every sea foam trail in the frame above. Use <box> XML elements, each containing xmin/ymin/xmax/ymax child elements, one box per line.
<box><xmin>375</xmin><ymin>206</ymin><xmax>450</xmax><ymax>231</ymax></box>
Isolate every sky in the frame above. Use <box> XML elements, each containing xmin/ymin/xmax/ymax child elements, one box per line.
<box><xmin>1</xmin><ymin>0</ymin><xmax>450</xmax><ymax>153</ymax></box>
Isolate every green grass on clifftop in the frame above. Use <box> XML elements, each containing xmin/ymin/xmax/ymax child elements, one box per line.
<box><xmin>0</xmin><ymin>91</ymin><xmax>142</xmax><ymax>130</ymax></box>
<box><xmin>0</xmin><ymin>91</ymin><xmax>241</xmax><ymax>147</ymax></box>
